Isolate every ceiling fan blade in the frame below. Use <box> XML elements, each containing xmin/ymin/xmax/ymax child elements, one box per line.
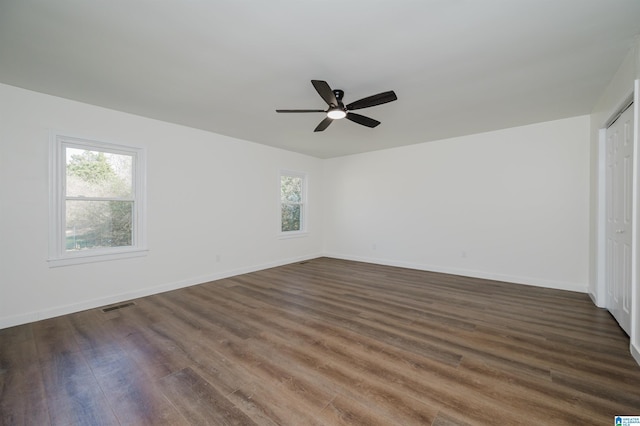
<box><xmin>346</xmin><ymin>91</ymin><xmax>397</xmax><ymax>111</ymax></box>
<box><xmin>346</xmin><ymin>112</ymin><xmax>380</xmax><ymax>128</ymax></box>
<box><xmin>311</xmin><ymin>80</ymin><xmax>339</xmax><ymax>106</ymax></box>
<box><xmin>314</xmin><ymin>116</ymin><xmax>333</xmax><ymax>132</ymax></box>
<box><xmin>276</xmin><ymin>109</ymin><xmax>325</xmax><ymax>113</ymax></box>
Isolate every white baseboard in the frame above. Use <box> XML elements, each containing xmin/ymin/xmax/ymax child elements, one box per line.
<box><xmin>0</xmin><ymin>252</ymin><xmax>591</xmax><ymax>329</ymax></box>
<box><xmin>632</xmin><ymin>342</ymin><xmax>640</xmax><ymax>367</ymax></box>
<box><xmin>588</xmin><ymin>291</ymin><xmax>608</xmax><ymax>308</ymax></box>
<box><xmin>323</xmin><ymin>252</ymin><xmax>588</xmax><ymax>293</ymax></box>
<box><xmin>0</xmin><ymin>253</ymin><xmax>321</xmax><ymax>329</ymax></box>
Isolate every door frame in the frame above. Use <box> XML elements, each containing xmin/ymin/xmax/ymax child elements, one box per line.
<box><xmin>595</xmin><ymin>90</ymin><xmax>633</xmax><ymax>307</ymax></box>
<box><xmin>595</xmin><ymin>80</ymin><xmax>640</xmax><ymax>365</ymax></box>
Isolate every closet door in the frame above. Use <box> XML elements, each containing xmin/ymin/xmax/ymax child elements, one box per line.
<box><xmin>605</xmin><ymin>103</ymin><xmax>634</xmax><ymax>335</ymax></box>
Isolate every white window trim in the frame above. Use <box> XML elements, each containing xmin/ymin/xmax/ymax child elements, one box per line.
<box><xmin>279</xmin><ymin>170</ymin><xmax>308</xmax><ymax>238</ymax></box>
<box><xmin>48</xmin><ymin>132</ymin><xmax>147</xmax><ymax>267</ymax></box>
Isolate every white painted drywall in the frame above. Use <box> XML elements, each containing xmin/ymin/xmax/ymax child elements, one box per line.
<box><xmin>0</xmin><ymin>83</ymin><xmax>324</xmax><ymax>328</ymax></box>
<box><xmin>323</xmin><ymin>116</ymin><xmax>590</xmax><ymax>293</ymax></box>
<box><xmin>0</xmin><ymin>83</ymin><xmax>593</xmax><ymax>331</ymax></box>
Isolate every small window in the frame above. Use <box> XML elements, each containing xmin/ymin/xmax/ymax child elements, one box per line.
<box><xmin>280</xmin><ymin>171</ymin><xmax>306</xmax><ymax>234</ymax></box>
<box><xmin>49</xmin><ymin>134</ymin><xmax>146</xmax><ymax>266</ymax></box>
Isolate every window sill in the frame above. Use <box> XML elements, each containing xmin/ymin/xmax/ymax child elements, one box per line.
<box><xmin>48</xmin><ymin>248</ymin><xmax>148</xmax><ymax>268</ymax></box>
<box><xmin>278</xmin><ymin>231</ymin><xmax>309</xmax><ymax>240</ymax></box>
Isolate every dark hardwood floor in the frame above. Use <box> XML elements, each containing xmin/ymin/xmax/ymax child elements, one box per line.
<box><xmin>1</xmin><ymin>257</ymin><xmax>639</xmax><ymax>425</ymax></box>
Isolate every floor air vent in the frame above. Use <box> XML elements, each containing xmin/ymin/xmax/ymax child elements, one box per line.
<box><xmin>101</xmin><ymin>302</ymin><xmax>136</xmax><ymax>313</ymax></box>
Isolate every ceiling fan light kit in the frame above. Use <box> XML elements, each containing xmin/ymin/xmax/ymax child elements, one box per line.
<box><xmin>276</xmin><ymin>80</ymin><xmax>397</xmax><ymax>132</ymax></box>
<box><xmin>327</xmin><ymin>109</ymin><xmax>346</xmax><ymax>119</ymax></box>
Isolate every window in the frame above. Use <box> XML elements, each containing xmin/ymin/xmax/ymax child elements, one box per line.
<box><xmin>280</xmin><ymin>171</ymin><xmax>306</xmax><ymax>234</ymax></box>
<box><xmin>49</xmin><ymin>134</ymin><xmax>146</xmax><ymax>266</ymax></box>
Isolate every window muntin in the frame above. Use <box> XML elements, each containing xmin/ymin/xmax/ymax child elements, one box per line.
<box><xmin>280</xmin><ymin>172</ymin><xmax>306</xmax><ymax>233</ymax></box>
<box><xmin>50</xmin><ymin>135</ymin><xmax>146</xmax><ymax>266</ymax></box>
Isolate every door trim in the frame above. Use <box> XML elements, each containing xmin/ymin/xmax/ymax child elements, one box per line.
<box><xmin>596</xmin><ymin>81</ymin><xmax>640</xmax><ymax>367</ymax></box>
<box><xmin>596</xmin><ymin>91</ymin><xmax>634</xmax><ymax>308</ymax></box>
<box><xmin>632</xmin><ymin>80</ymin><xmax>640</xmax><ymax>362</ymax></box>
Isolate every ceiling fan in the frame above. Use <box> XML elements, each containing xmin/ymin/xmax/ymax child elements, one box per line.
<box><xmin>276</xmin><ymin>80</ymin><xmax>397</xmax><ymax>132</ymax></box>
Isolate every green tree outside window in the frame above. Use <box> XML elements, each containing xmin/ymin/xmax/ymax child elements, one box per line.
<box><xmin>281</xmin><ymin>174</ymin><xmax>304</xmax><ymax>232</ymax></box>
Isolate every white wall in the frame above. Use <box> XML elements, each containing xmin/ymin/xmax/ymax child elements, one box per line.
<box><xmin>0</xmin><ymin>83</ymin><xmax>595</xmax><ymax>331</ymax></box>
<box><xmin>589</xmin><ymin>38</ymin><xmax>640</xmax><ymax>365</ymax></box>
<box><xmin>0</xmin><ymin>83</ymin><xmax>324</xmax><ymax>328</ymax></box>
<box><xmin>323</xmin><ymin>116</ymin><xmax>590</xmax><ymax>293</ymax></box>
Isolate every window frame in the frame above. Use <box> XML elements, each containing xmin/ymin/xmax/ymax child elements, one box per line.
<box><xmin>279</xmin><ymin>170</ymin><xmax>308</xmax><ymax>237</ymax></box>
<box><xmin>48</xmin><ymin>133</ymin><xmax>147</xmax><ymax>267</ymax></box>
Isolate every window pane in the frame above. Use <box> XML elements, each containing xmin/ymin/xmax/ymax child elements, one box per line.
<box><xmin>281</xmin><ymin>204</ymin><xmax>301</xmax><ymax>232</ymax></box>
<box><xmin>66</xmin><ymin>200</ymin><xmax>133</xmax><ymax>250</ymax></box>
<box><xmin>66</xmin><ymin>148</ymin><xmax>133</xmax><ymax>198</ymax></box>
<box><xmin>281</xmin><ymin>176</ymin><xmax>302</xmax><ymax>203</ymax></box>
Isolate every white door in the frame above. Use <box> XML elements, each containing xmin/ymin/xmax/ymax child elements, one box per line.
<box><xmin>606</xmin><ymin>103</ymin><xmax>634</xmax><ymax>335</ymax></box>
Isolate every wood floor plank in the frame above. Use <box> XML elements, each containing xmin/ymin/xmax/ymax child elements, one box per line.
<box><xmin>0</xmin><ymin>338</ymin><xmax>50</xmax><ymax>426</ymax></box>
<box><xmin>252</xmin><ymin>322</ymin><xmax>527</xmax><ymax>425</ymax></box>
<box><xmin>158</xmin><ymin>367</ymin><xmax>258</xmax><ymax>426</ymax></box>
<box><xmin>164</xmin><ymin>286</ymin><xmax>439</xmax><ymax>424</ymax></box>
<box><xmin>192</xmin><ymin>345</ymin><xmax>330</xmax><ymax>426</ymax></box>
<box><xmin>550</xmin><ymin>369</ymin><xmax>640</xmax><ymax>414</ymax></box>
<box><xmin>40</xmin><ymin>350</ymin><xmax>119</xmax><ymax>426</ymax></box>
<box><xmin>199</xmin><ymin>295</ymin><xmax>444</xmax><ymax>424</ymax></box>
<box><xmin>68</xmin><ymin>308</ymin><xmax>123</xmax><ymax>352</ymax></box>
<box><xmin>191</xmin><ymin>360</ymin><xmax>281</xmax><ymax>426</ymax></box>
<box><xmin>226</xmin><ymin>384</ymin><xmax>325</xmax><ymax>426</ymax></box>
<box><xmin>32</xmin><ymin>315</ymin><xmax>82</xmax><ymax>362</ymax></box>
<box><xmin>432</xmin><ymin>411</ymin><xmax>475</xmax><ymax>426</ymax></box>
<box><xmin>2</xmin><ymin>257</ymin><xmax>640</xmax><ymax>425</ymax></box>
<box><xmin>454</xmin><ymin>356</ymin><xmax>608</xmax><ymax>424</ymax></box>
<box><xmin>317</xmin><ymin>393</ymin><xmax>397</xmax><ymax>426</ymax></box>
<box><xmin>229</xmin><ymin>283</ymin><xmax>465</xmax><ymax>367</ymax></box>
<box><xmin>83</xmin><ymin>342</ymin><xmax>185</xmax><ymax>426</ymax></box>
<box><xmin>0</xmin><ymin>323</ymin><xmax>33</xmax><ymax>345</ymax></box>
<box><xmin>134</xmin><ymin>295</ymin><xmax>330</xmax><ymax>424</ymax></box>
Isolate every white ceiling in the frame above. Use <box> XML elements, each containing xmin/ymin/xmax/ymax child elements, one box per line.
<box><xmin>1</xmin><ymin>1</ymin><xmax>639</xmax><ymax>158</ymax></box>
